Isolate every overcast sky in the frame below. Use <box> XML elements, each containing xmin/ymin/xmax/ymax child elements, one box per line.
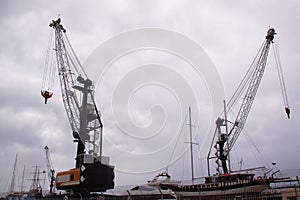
<box><xmin>0</xmin><ymin>0</ymin><xmax>299</xmax><ymax>194</ymax></box>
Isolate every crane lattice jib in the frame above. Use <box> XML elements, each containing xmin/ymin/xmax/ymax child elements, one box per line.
<box><xmin>49</xmin><ymin>18</ymin><xmax>103</xmax><ymax>165</ymax></box>
<box><xmin>226</xmin><ymin>29</ymin><xmax>276</xmax><ymax>154</ymax></box>
<box><xmin>50</xmin><ymin>19</ymin><xmax>80</xmax><ymax>134</ymax></box>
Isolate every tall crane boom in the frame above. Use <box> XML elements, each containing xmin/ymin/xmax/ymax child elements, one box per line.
<box><xmin>226</xmin><ymin>28</ymin><xmax>275</xmax><ymax>154</ymax></box>
<box><xmin>207</xmin><ymin>28</ymin><xmax>289</xmax><ymax>175</ymax></box>
<box><xmin>50</xmin><ymin>19</ymin><xmax>80</xmax><ymax>137</ymax></box>
<box><xmin>43</xmin><ymin>18</ymin><xmax>114</xmax><ymax>196</ymax></box>
<box><xmin>8</xmin><ymin>155</ymin><xmax>18</xmax><ymax>195</ymax></box>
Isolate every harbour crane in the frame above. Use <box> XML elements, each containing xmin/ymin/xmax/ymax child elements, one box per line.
<box><xmin>44</xmin><ymin>146</ymin><xmax>55</xmax><ymax>193</ymax></box>
<box><xmin>8</xmin><ymin>155</ymin><xmax>18</xmax><ymax>195</ymax></box>
<box><xmin>41</xmin><ymin>18</ymin><xmax>114</xmax><ymax>196</ymax></box>
<box><xmin>207</xmin><ymin>28</ymin><xmax>290</xmax><ymax>176</ymax></box>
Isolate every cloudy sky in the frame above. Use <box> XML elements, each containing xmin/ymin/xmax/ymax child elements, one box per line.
<box><xmin>0</xmin><ymin>0</ymin><xmax>299</xmax><ymax>193</ymax></box>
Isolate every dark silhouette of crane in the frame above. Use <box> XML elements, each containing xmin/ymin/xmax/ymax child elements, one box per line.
<box><xmin>42</xmin><ymin>18</ymin><xmax>114</xmax><ymax>196</ymax></box>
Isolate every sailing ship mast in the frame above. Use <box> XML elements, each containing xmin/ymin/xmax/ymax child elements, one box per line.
<box><xmin>186</xmin><ymin>106</ymin><xmax>199</xmax><ymax>184</ymax></box>
<box><xmin>188</xmin><ymin>107</ymin><xmax>194</xmax><ymax>184</ymax></box>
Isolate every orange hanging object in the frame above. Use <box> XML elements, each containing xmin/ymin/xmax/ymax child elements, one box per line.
<box><xmin>41</xmin><ymin>90</ymin><xmax>53</xmax><ymax>104</ymax></box>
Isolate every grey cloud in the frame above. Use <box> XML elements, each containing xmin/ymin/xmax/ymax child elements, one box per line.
<box><xmin>0</xmin><ymin>0</ymin><xmax>299</xmax><ymax>193</ymax></box>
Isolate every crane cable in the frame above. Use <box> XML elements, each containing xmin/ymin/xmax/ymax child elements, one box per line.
<box><xmin>63</xmin><ymin>33</ymin><xmax>88</xmax><ymax>79</ymax></box>
<box><xmin>226</xmin><ymin>41</ymin><xmax>265</xmax><ymax>115</ymax></box>
<box><xmin>41</xmin><ymin>30</ymin><xmax>55</xmax><ymax>104</ymax></box>
<box><xmin>42</xmin><ymin>30</ymin><xmax>55</xmax><ymax>91</ymax></box>
<box><xmin>221</xmin><ymin>39</ymin><xmax>291</xmax><ymax>119</ymax></box>
<box><xmin>272</xmin><ymin>43</ymin><xmax>291</xmax><ymax>119</ymax></box>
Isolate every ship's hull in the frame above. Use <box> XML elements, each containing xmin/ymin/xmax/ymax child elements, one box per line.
<box><xmin>174</xmin><ymin>184</ymin><xmax>269</xmax><ymax>199</ymax></box>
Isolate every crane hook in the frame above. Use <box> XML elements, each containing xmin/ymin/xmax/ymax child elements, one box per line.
<box><xmin>41</xmin><ymin>90</ymin><xmax>53</xmax><ymax>104</ymax></box>
<box><xmin>285</xmin><ymin>107</ymin><xmax>291</xmax><ymax>119</ymax></box>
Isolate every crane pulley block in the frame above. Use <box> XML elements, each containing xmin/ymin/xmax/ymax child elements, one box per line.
<box><xmin>41</xmin><ymin>90</ymin><xmax>53</xmax><ymax>104</ymax></box>
<box><xmin>285</xmin><ymin>107</ymin><xmax>291</xmax><ymax>119</ymax></box>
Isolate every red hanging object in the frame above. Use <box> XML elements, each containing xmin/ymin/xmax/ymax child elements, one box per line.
<box><xmin>41</xmin><ymin>90</ymin><xmax>53</xmax><ymax>104</ymax></box>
